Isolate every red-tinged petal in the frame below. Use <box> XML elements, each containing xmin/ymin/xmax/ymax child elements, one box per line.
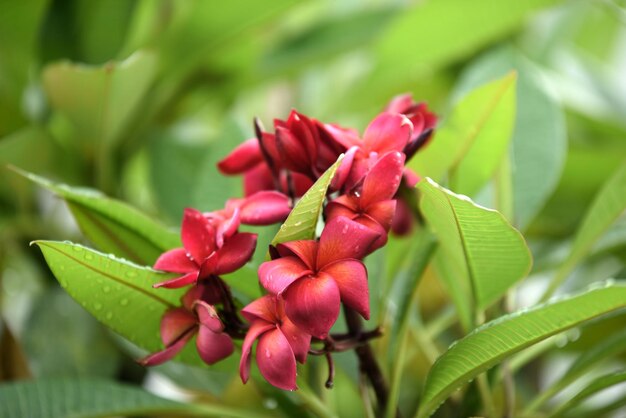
<box><xmin>288</xmin><ymin>111</ymin><xmax>318</xmax><ymax>159</ymax></box>
<box><xmin>215</xmin><ymin>233</ymin><xmax>257</xmax><ymax>275</ymax></box>
<box><xmin>324</xmin><ymin>200</ymin><xmax>358</xmax><ymax>223</ymax></box>
<box><xmin>153</xmin><ymin>271</ymin><xmax>198</xmax><ymax>289</ymax></box>
<box><xmin>276</xmin><ymin>126</ymin><xmax>313</xmax><ymax>175</ymax></box>
<box><xmin>217</xmin><ymin>138</ymin><xmax>263</xmax><ymax>174</ymax></box>
<box><xmin>391</xmin><ymin>199</ymin><xmax>414</xmax><ymax>236</ymax></box>
<box><xmin>259</xmin><ymin>257</ymin><xmax>312</xmax><ymax>295</ymax></box>
<box><xmin>244</xmin><ymin>164</ymin><xmax>275</xmax><ymax>196</ymax></box>
<box><xmin>256</xmin><ymin>328</ymin><xmax>298</xmax><ymax>390</ymax></box>
<box><xmin>317</xmin><ymin>216</ymin><xmax>381</xmax><ymax>268</ymax></box>
<box><xmin>241</xmin><ymin>295</ymin><xmax>278</xmax><ymax>323</ymax></box>
<box><xmin>280</xmin><ymin>317</ymin><xmax>311</xmax><ymax>364</ymax></box>
<box><xmin>160</xmin><ymin>308</ymin><xmax>196</xmax><ymax>346</ymax></box>
<box><xmin>331</xmin><ymin>146</ymin><xmax>358</xmax><ymax>191</ymax></box>
<box><xmin>363</xmin><ymin>112</ymin><xmax>412</xmax><ymax>155</ymax></box>
<box><xmin>182</xmin><ymin>208</ymin><xmax>216</xmax><ymax>263</ymax></box>
<box><xmin>354</xmin><ymin>215</ymin><xmax>389</xmax><ymax>253</ymax></box>
<box><xmin>240</xmin><ymin>191</ymin><xmax>291</xmax><ymax>225</ymax></box>
<box><xmin>283</xmin><ymin>275</ymin><xmax>340</xmax><ymax>339</ymax></box>
<box><xmin>365</xmin><ymin>200</ymin><xmax>397</xmax><ymax>232</ymax></box>
<box><xmin>276</xmin><ymin>241</ymin><xmax>318</xmax><ymax>270</ymax></box>
<box><xmin>361</xmin><ymin>151</ymin><xmax>405</xmax><ymax>208</ymax></box>
<box><xmin>196</xmin><ymin>325</ymin><xmax>234</xmax><ymax>365</ymax></box>
<box><xmin>321</xmin><ymin>261</ymin><xmax>370</xmax><ymax>319</ymax></box>
<box><xmin>194</xmin><ymin>301</ymin><xmax>224</xmax><ymax>333</ymax></box>
<box><xmin>385</xmin><ymin>93</ymin><xmax>414</xmax><ymax>113</ymax></box>
<box><xmin>287</xmin><ymin>172</ymin><xmax>314</xmax><ymax>197</ymax></box>
<box><xmin>182</xmin><ymin>281</ymin><xmax>222</xmax><ymax>310</ymax></box>
<box><xmin>322</xmin><ymin>123</ymin><xmax>361</xmax><ymax>149</ymax></box>
<box><xmin>139</xmin><ymin>328</ymin><xmax>195</xmax><ymax>367</ymax></box>
<box><xmin>403</xmin><ymin>168</ymin><xmax>420</xmax><ymax>188</ymax></box>
<box><xmin>215</xmin><ymin>207</ymin><xmax>241</xmax><ymax>246</ymax></box>
<box><xmin>154</xmin><ymin>248</ymin><xmax>196</xmax><ymax>274</ymax></box>
<box><xmin>240</xmin><ymin>321</ymin><xmax>274</xmax><ymax>384</ymax></box>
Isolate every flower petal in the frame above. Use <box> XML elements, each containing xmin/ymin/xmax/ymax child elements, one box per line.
<box><xmin>196</xmin><ymin>325</ymin><xmax>234</xmax><ymax>365</ymax></box>
<box><xmin>153</xmin><ymin>271</ymin><xmax>198</xmax><ymax>289</ymax></box>
<box><xmin>331</xmin><ymin>146</ymin><xmax>358</xmax><ymax>191</ymax></box>
<box><xmin>154</xmin><ymin>248</ymin><xmax>195</xmax><ymax>273</ymax></box>
<box><xmin>194</xmin><ymin>301</ymin><xmax>224</xmax><ymax>333</ymax></box>
<box><xmin>240</xmin><ymin>321</ymin><xmax>274</xmax><ymax>384</ymax></box>
<box><xmin>360</xmin><ymin>151</ymin><xmax>405</xmax><ymax>208</ymax></box>
<box><xmin>160</xmin><ymin>308</ymin><xmax>197</xmax><ymax>346</ymax></box>
<box><xmin>241</xmin><ymin>295</ymin><xmax>278</xmax><ymax>324</ymax></box>
<box><xmin>256</xmin><ymin>328</ymin><xmax>298</xmax><ymax>390</ymax></box>
<box><xmin>283</xmin><ymin>274</ymin><xmax>340</xmax><ymax>339</ymax></box>
<box><xmin>354</xmin><ymin>215</ymin><xmax>389</xmax><ymax>253</ymax></box>
<box><xmin>391</xmin><ymin>198</ymin><xmax>414</xmax><ymax>235</ymax></box>
<box><xmin>139</xmin><ymin>328</ymin><xmax>195</xmax><ymax>367</ymax></box>
<box><xmin>244</xmin><ymin>164</ymin><xmax>275</xmax><ymax>196</ymax></box>
<box><xmin>363</xmin><ymin>112</ymin><xmax>412</xmax><ymax>155</ymax></box>
<box><xmin>239</xmin><ymin>191</ymin><xmax>292</xmax><ymax>225</ymax></box>
<box><xmin>217</xmin><ymin>138</ymin><xmax>263</xmax><ymax>174</ymax></box>
<box><xmin>280</xmin><ymin>317</ymin><xmax>311</xmax><ymax>364</ymax></box>
<box><xmin>321</xmin><ymin>261</ymin><xmax>369</xmax><ymax>319</ymax></box>
<box><xmin>258</xmin><ymin>257</ymin><xmax>312</xmax><ymax>295</ymax></box>
<box><xmin>385</xmin><ymin>93</ymin><xmax>415</xmax><ymax>114</ymax></box>
<box><xmin>276</xmin><ymin>241</ymin><xmax>318</xmax><ymax>270</ymax></box>
<box><xmin>317</xmin><ymin>216</ymin><xmax>381</xmax><ymax>268</ymax></box>
<box><xmin>215</xmin><ymin>232</ymin><xmax>257</xmax><ymax>275</ymax></box>
<box><xmin>276</xmin><ymin>126</ymin><xmax>313</xmax><ymax>175</ymax></box>
<box><xmin>365</xmin><ymin>200</ymin><xmax>397</xmax><ymax>232</ymax></box>
<box><xmin>182</xmin><ymin>208</ymin><xmax>216</xmax><ymax>263</ymax></box>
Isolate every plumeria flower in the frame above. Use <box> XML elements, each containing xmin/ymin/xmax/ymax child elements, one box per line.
<box><xmin>326</xmin><ymin>151</ymin><xmax>405</xmax><ymax>251</ymax></box>
<box><xmin>385</xmin><ymin>93</ymin><xmax>437</xmax><ymax>158</ymax></box>
<box><xmin>140</xmin><ymin>282</ymin><xmax>234</xmax><ymax>366</ymax></box>
<box><xmin>221</xmin><ymin>191</ymin><xmax>292</xmax><ymax>226</ymax></box>
<box><xmin>153</xmin><ymin>208</ymin><xmax>257</xmax><ymax>288</ymax></box>
<box><xmin>258</xmin><ymin>216</ymin><xmax>380</xmax><ymax>338</ymax></box>
<box><xmin>240</xmin><ymin>295</ymin><xmax>311</xmax><ymax>390</ymax></box>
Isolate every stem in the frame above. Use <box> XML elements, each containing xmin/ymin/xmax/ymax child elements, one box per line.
<box><xmin>476</xmin><ymin>374</ymin><xmax>497</xmax><ymax>418</ymax></box>
<box><xmin>344</xmin><ymin>307</ymin><xmax>393</xmax><ymax>417</ymax></box>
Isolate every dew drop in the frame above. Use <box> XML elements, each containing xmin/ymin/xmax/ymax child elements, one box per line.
<box><xmin>265</xmin><ymin>349</ymin><xmax>271</xmax><ymax>358</ymax></box>
<box><xmin>84</xmin><ymin>253</ymin><xmax>93</xmax><ymax>260</ymax></box>
<box><xmin>59</xmin><ymin>280</ymin><xmax>68</xmax><ymax>288</ymax></box>
<box><xmin>105</xmin><ymin>312</ymin><xmax>113</xmax><ymax>320</ymax></box>
<box><xmin>103</xmin><ymin>286</ymin><xmax>111</xmax><ymax>294</ymax></box>
<box><xmin>120</xmin><ymin>298</ymin><xmax>129</xmax><ymax>306</ymax></box>
<box><xmin>72</xmin><ymin>246</ymin><xmax>83</xmax><ymax>252</ymax></box>
<box><xmin>263</xmin><ymin>398</ymin><xmax>278</xmax><ymax>409</ymax></box>
<box><xmin>96</xmin><ymin>278</ymin><xmax>104</xmax><ymax>285</ymax></box>
<box><xmin>93</xmin><ymin>302</ymin><xmax>103</xmax><ymax>311</ymax></box>
<box><xmin>126</xmin><ymin>271</ymin><xmax>137</xmax><ymax>278</ymax></box>
<box><xmin>60</xmin><ymin>265</ymin><xmax>66</xmax><ymax>271</ymax></box>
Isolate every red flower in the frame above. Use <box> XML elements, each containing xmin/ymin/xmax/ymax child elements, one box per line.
<box><xmin>240</xmin><ymin>295</ymin><xmax>311</xmax><ymax>390</ymax></box>
<box><xmin>258</xmin><ymin>216</ymin><xmax>379</xmax><ymax>338</ymax></box>
<box><xmin>140</xmin><ymin>282</ymin><xmax>234</xmax><ymax>366</ymax></box>
<box><xmin>385</xmin><ymin>93</ymin><xmax>437</xmax><ymax>158</ymax></box>
<box><xmin>153</xmin><ymin>208</ymin><xmax>257</xmax><ymax>288</ymax></box>
<box><xmin>326</xmin><ymin>151</ymin><xmax>405</xmax><ymax>251</ymax></box>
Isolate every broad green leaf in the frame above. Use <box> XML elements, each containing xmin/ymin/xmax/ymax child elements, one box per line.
<box><xmin>33</xmin><ymin>241</ymin><xmax>207</xmax><ymax>366</ymax></box>
<box><xmin>551</xmin><ymin>371</ymin><xmax>626</xmax><ymax>417</ymax></box>
<box><xmin>416</xmin><ymin>281</ymin><xmax>626</xmax><ymax>418</ymax></box>
<box><xmin>524</xmin><ymin>328</ymin><xmax>626</xmax><ymax>413</ymax></box>
<box><xmin>432</xmin><ymin>248</ymin><xmax>474</xmax><ymax>332</ymax></box>
<box><xmin>42</xmin><ymin>50</ymin><xmax>157</xmax><ymax>147</ymax></box>
<box><xmin>0</xmin><ymin>378</ymin><xmax>269</xmax><ymax>418</ymax></box>
<box><xmin>271</xmin><ymin>155</ymin><xmax>344</xmax><ymax>245</ymax></box>
<box><xmin>410</xmin><ymin>73</ymin><xmax>517</xmax><ymax>197</ymax></box>
<box><xmin>418</xmin><ymin>178</ymin><xmax>532</xmax><ymax>316</ymax></box>
<box><xmin>454</xmin><ymin>46</ymin><xmax>567</xmax><ymax>229</ymax></box>
<box><xmin>542</xmin><ymin>162</ymin><xmax>626</xmax><ymax>301</ymax></box>
<box><xmin>16</xmin><ymin>168</ymin><xmax>179</xmax><ymax>265</ymax></box>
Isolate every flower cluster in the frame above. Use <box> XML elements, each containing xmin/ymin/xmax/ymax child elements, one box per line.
<box><xmin>143</xmin><ymin>94</ymin><xmax>436</xmax><ymax>391</ymax></box>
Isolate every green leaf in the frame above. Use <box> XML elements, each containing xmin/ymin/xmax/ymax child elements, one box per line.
<box><xmin>454</xmin><ymin>46</ymin><xmax>567</xmax><ymax>229</ymax></box>
<box><xmin>271</xmin><ymin>155</ymin><xmax>344</xmax><ymax>245</ymax></box>
<box><xmin>551</xmin><ymin>371</ymin><xmax>626</xmax><ymax>417</ymax></box>
<box><xmin>542</xmin><ymin>162</ymin><xmax>626</xmax><ymax>300</ymax></box>
<box><xmin>416</xmin><ymin>281</ymin><xmax>626</xmax><ymax>418</ymax></box>
<box><xmin>410</xmin><ymin>73</ymin><xmax>517</xmax><ymax>197</ymax></box>
<box><xmin>418</xmin><ymin>178</ymin><xmax>532</xmax><ymax>321</ymax></box>
<box><xmin>33</xmin><ymin>241</ymin><xmax>206</xmax><ymax>367</ymax></box>
<box><xmin>0</xmin><ymin>378</ymin><xmax>267</xmax><ymax>418</ymax></box>
<box><xmin>42</xmin><ymin>50</ymin><xmax>157</xmax><ymax>147</ymax></box>
<box><xmin>15</xmin><ymin>168</ymin><xmax>179</xmax><ymax>265</ymax></box>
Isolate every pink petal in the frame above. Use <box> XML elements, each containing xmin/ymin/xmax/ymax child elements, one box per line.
<box><xmin>154</xmin><ymin>248</ymin><xmax>195</xmax><ymax>273</ymax></box>
<box><xmin>153</xmin><ymin>271</ymin><xmax>198</xmax><ymax>289</ymax></box>
<box><xmin>276</xmin><ymin>126</ymin><xmax>313</xmax><ymax>175</ymax></box>
<box><xmin>317</xmin><ymin>216</ymin><xmax>381</xmax><ymax>268</ymax></box>
<box><xmin>217</xmin><ymin>138</ymin><xmax>263</xmax><ymax>174</ymax></box>
<box><xmin>214</xmin><ymin>233</ymin><xmax>257</xmax><ymax>275</ymax></box>
<box><xmin>391</xmin><ymin>199</ymin><xmax>414</xmax><ymax>235</ymax></box>
<box><xmin>276</xmin><ymin>241</ymin><xmax>318</xmax><ymax>270</ymax></box>
<box><xmin>330</xmin><ymin>146</ymin><xmax>358</xmax><ymax>191</ymax></box>
<box><xmin>360</xmin><ymin>151</ymin><xmax>405</xmax><ymax>208</ymax></box>
<box><xmin>280</xmin><ymin>318</ymin><xmax>311</xmax><ymax>364</ymax></box>
<box><xmin>287</xmin><ymin>111</ymin><xmax>318</xmax><ymax>162</ymax></box>
<box><xmin>322</xmin><ymin>123</ymin><xmax>361</xmax><ymax>149</ymax></box>
<box><xmin>239</xmin><ymin>191</ymin><xmax>292</xmax><ymax>225</ymax></box>
<box><xmin>365</xmin><ymin>200</ymin><xmax>397</xmax><ymax>232</ymax></box>
<box><xmin>363</xmin><ymin>112</ymin><xmax>412</xmax><ymax>155</ymax></box>
<box><xmin>241</xmin><ymin>295</ymin><xmax>278</xmax><ymax>323</ymax></box>
<box><xmin>215</xmin><ymin>207</ymin><xmax>241</xmax><ymax>246</ymax></box>
<box><xmin>160</xmin><ymin>308</ymin><xmax>197</xmax><ymax>346</ymax></box>
<box><xmin>256</xmin><ymin>328</ymin><xmax>298</xmax><ymax>390</ymax></box>
<box><xmin>182</xmin><ymin>208</ymin><xmax>216</xmax><ymax>264</ymax></box>
<box><xmin>194</xmin><ymin>301</ymin><xmax>224</xmax><ymax>333</ymax></box>
<box><xmin>385</xmin><ymin>93</ymin><xmax>414</xmax><ymax>113</ymax></box>
<box><xmin>243</xmin><ymin>164</ymin><xmax>275</xmax><ymax>196</ymax></box>
<box><xmin>258</xmin><ymin>257</ymin><xmax>312</xmax><ymax>295</ymax></box>
<box><xmin>139</xmin><ymin>328</ymin><xmax>195</xmax><ymax>367</ymax></box>
<box><xmin>324</xmin><ymin>200</ymin><xmax>358</xmax><ymax>224</ymax></box>
<box><xmin>403</xmin><ymin>168</ymin><xmax>420</xmax><ymax>188</ymax></box>
<box><xmin>196</xmin><ymin>325</ymin><xmax>234</xmax><ymax>365</ymax></box>
<box><xmin>321</xmin><ymin>261</ymin><xmax>370</xmax><ymax>319</ymax></box>
<box><xmin>182</xmin><ymin>281</ymin><xmax>222</xmax><ymax>309</ymax></box>
<box><xmin>354</xmin><ymin>215</ymin><xmax>389</xmax><ymax>253</ymax></box>
<box><xmin>283</xmin><ymin>274</ymin><xmax>340</xmax><ymax>339</ymax></box>
<box><xmin>240</xmin><ymin>321</ymin><xmax>274</xmax><ymax>384</ymax></box>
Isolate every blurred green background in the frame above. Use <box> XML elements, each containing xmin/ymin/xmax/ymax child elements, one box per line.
<box><xmin>1</xmin><ymin>0</ymin><xmax>625</xmax><ymax>413</ymax></box>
